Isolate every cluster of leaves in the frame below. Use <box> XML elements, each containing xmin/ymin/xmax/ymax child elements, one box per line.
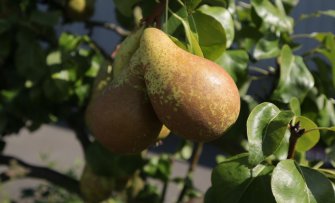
<box><xmin>0</xmin><ymin>0</ymin><xmax>103</xmax><ymax>138</ymax></box>
<box><xmin>113</xmin><ymin>0</ymin><xmax>335</xmax><ymax>201</ymax></box>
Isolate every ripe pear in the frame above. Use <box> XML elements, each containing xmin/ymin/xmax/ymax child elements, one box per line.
<box><xmin>138</xmin><ymin>28</ymin><xmax>240</xmax><ymax>142</ymax></box>
<box><xmin>66</xmin><ymin>0</ymin><xmax>95</xmax><ymax>21</ymax></box>
<box><xmin>85</xmin><ymin>29</ymin><xmax>162</xmax><ymax>154</ymax></box>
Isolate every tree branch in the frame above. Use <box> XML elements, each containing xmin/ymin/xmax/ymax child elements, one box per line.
<box><xmin>177</xmin><ymin>142</ymin><xmax>203</xmax><ymax>203</ymax></box>
<box><xmin>0</xmin><ymin>154</ymin><xmax>82</xmax><ymax>196</ymax></box>
<box><xmin>85</xmin><ymin>20</ymin><xmax>131</xmax><ymax>36</ymax></box>
<box><xmin>67</xmin><ymin>115</ymin><xmax>92</xmax><ymax>151</ymax></box>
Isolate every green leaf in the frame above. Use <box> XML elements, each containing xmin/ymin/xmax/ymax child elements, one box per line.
<box><xmin>47</xmin><ymin>51</ymin><xmax>62</xmax><ymax>65</ymax></box>
<box><xmin>113</xmin><ymin>0</ymin><xmax>140</xmax><ymax>17</ymax></box>
<box><xmin>168</xmin><ymin>2</ymin><xmax>203</xmax><ymax>57</ymax></box>
<box><xmin>314</xmin><ymin>33</ymin><xmax>335</xmax><ymax>88</ymax></box>
<box><xmin>272</xmin><ymin>160</ymin><xmax>335</xmax><ymax>203</ymax></box>
<box><xmin>185</xmin><ymin>0</ymin><xmax>202</xmax><ymax>11</ymax></box>
<box><xmin>253</xmin><ymin>34</ymin><xmax>280</xmax><ymax>60</ymax></box>
<box><xmin>15</xmin><ymin>31</ymin><xmax>46</xmax><ymax>80</ymax></box>
<box><xmin>59</xmin><ymin>32</ymin><xmax>83</xmax><ymax>52</ymax></box>
<box><xmin>30</xmin><ymin>10</ymin><xmax>60</xmax><ymax>27</ymax></box>
<box><xmin>192</xmin><ymin>11</ymin><xmax>226</xmax><ymax>59</ymax></box>
<box><xmin>251</xmin><ymin>0</ymin><xmax>293</xmax><ymax>33</ymax></box>
<box><xmin>289</xmin><ymin>97</ymin><xmax>301</xmax><ymax>116</ymax></box>
<box><xmin>143</xmin><ymin>154</ymin><xmax>171</xmax><ymax>181</ymax></box>
<box><xmin>196</xmin><ymin>5</ymin><xmax>234</xmax><ymax>48</ymax></box>
<box><xmin>205</xmin><ymin>153</ymin><xmax>276</xmax><ymax>203</ymax></box>
<box><xmin>300</xmin><ymin>10</ymin><xmax>335</xmax><ymax>20</ymax></box>
<box><xmin>263</xmin><ymin>111</ymin><xmax>294</xmax><ymax>158</ymax></box>
<box><xmin>214</xmin><ymin>50</ymin><xmax>249</xmax><ymax>88</ymax></box>
<box><xmin>295</xmin><ymin>116</ymin><xmax>320</xmax><ymax>152</ymax></box>
<box><xmin>43</xmin><ymin>78</ymin><xmax>70</xmax><ymax>102</ymax></box>
<box><xmin>247</xmin><ymin>102</ymin><xmax>280</xmax><ymax>165</ymax></box>
<box><xmin>272</xmin><ymin>45</ymin><xmax>314</xmax><ymax>103</ymax></box>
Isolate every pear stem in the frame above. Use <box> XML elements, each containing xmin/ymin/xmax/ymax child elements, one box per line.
<box><xmin>142</xmin><ymin>0</ymin><xmax>167</xmax><ymax>28</ymax></box>
<box><xmin>176</xmin><ymin>142</ymin><xmax>203</xmax><ymax>203</ymax></box>
<box><xmin>0</xmin><ymin>154</ymin><xmax>81</xmax><ymax>196</ymax></box>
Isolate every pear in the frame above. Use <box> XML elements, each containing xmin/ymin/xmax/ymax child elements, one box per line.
<box><xmin>66</xmin><ymin>0</ymin><xmax>95</xmax><ymax>21</ymax></box>
<box><xmin>112</xmin><ymin>27</ymin><xmax>144</xmax><ymax>79</ymax></box>
<box><xmin>138</xmin><ymin>28</ymin><xmax>240</xmax><ymax>142</ymax></box>
<box><xmin>85</xmin><ymin>29</ymin><xmax>162</xmax><ymax>153</ymax></box>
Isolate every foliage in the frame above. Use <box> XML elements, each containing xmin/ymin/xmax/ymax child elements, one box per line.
<box><xmin>1</xmin><ymin>0</ymin><xmax>335</xmax><ymax>202</ymax></box>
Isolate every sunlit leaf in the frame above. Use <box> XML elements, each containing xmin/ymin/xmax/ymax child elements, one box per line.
<box><xmin>254</xmin><ymin>34</ymin><xmax>280</xmax><ymax>60</ymax></box>
<box><xmin>272</xmin><ymin>160</ymin><xmax>335</xmax><ymax>203</ymax></box>
<box><xmin>247</xmin><ymin>102</ymin><xmax>280</xmax><ymax>165</ymax></box>
<box><xmin>314</xmin><ymin>33</ymin><xmax>335</xmax><ymax>88</ymax></box>
<box><xmin>168</xmin><ymin>2</ymin><xmax>203</xmax><ymax>57</ymax></box>
<box><xmin>197</xmin><ymin>5</ymin><xmax>234</xmax><ymax>48</ymax></box>
<box><xmin>59</xmin><ymin>33</ymin><xmax>83</xmax><ymax>52</ymax></box>
<box><xmin>295</xmin><ymin>116</ymin><xmax>320</xmax><ymax>152</ymax></box>
<box><xmin>251</xmin><ymin>0</ymin><xmax>293</xmax><ymax>33</ymax></box>
<box><xmin>289</xmin><ymin>97</ymin><xmax>301</xmax><ymax>116</ymax></box>
<box><xmin>47</xmin><ymin>51</ymin><xmax>61</xmax><ymax>65</ymax></box>
<box><xmin>272</xmin><ymin>45</ymin><xmax>314</xmax><ymax>103</ymax></box>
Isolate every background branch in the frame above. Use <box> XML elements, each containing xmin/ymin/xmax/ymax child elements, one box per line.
<box><xmin>0</xmin><ymin>154</ymin><xmax>82</xmax><ymax>196</ymax></box>
<box><xmin>177</xmin><ymin>142</ymin><xmax>203</xmax><ymax>203</ymax></box>
<box><xmin>85</xmin><ymin>20</ymin><xmax>131</xmax><ymax>36</ymax></box>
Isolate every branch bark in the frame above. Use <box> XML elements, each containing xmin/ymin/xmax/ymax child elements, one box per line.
<box><xmin>0</xmin><ymin>154</ymin><xmax>82</xmax><ymax>196</ymax></box>
<box><xmin>85</xmin><ymin>20</ymin><xmax>131</xmax><ymax>36</ymax></box>
<box><xmin>177</xmin><ymin>142</ymin><xmax>203</xmax><ymax>203</ymax></box>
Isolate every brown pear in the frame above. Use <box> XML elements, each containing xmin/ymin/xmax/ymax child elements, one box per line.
<box><xmin>138</xmin><ymin>28</ymin><xmax>240</xmax><ymax>142</ymax></box>
<box><xmin>85</xmin><ymin>29</ymin><xmax>162</xmax><ymax>154</ymax></box>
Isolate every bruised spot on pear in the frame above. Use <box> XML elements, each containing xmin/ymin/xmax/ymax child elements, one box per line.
<box><xmin>139</xmin><ymin>28</ymin><xmax>240</xmax><ymax>142</ymax></box>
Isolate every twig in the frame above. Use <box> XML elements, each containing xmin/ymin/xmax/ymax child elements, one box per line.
<box><xmin>88</xmin><ymin>38</ymin><xmax>112</xmax><ymax>62</ymax></box>
<box><xmin>67</xmin><ymin>116</ymin><xmax>91</xmax><ymax>150</ymax></box>
<box><xmin>85</xmin><ymin>20</ymin><xmax>131</xmax><ymax>36</ymax></box>
<box><xmin>287</xmin><ymin>121</ymin><xmax>305</xmax><ymax>159</ymax></box>
<box><xmin>142</xmin><ymin>0</ymin><xmax>167</xmax><ymax>28</ymax></box>
<box><xmin>177</xmin><ymin>142</ymin><xmax>203</xmax><ymax>203</ymax></box>
<box><xmin>160</xmin><ymin>180</ymin><xmax>168</xmax><ymax>203</ymax></box>
<box><xmin>0</xmin><ymin>154</ymin><xmax>81</xmax><ymax>196</ymax></box>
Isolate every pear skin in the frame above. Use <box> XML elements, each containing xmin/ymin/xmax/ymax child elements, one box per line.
<box><xmin>112</xmin><ymin>27</ymin><xmax>144</xmax><ymax>79</ymax></box>
<box><xmin>139</xmin><ymin>28</ymin><xmax>240</xmax><ymax>142</ymax></box>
